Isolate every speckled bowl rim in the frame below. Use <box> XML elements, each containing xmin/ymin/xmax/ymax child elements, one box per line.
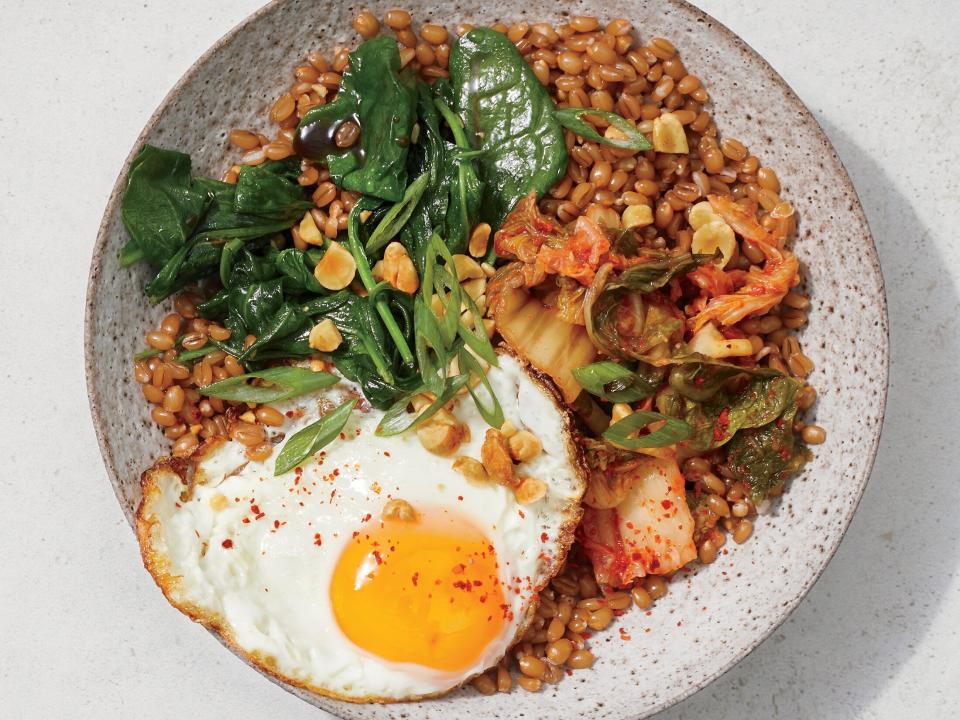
<box><xmin>84</xmin><ymin>1</ymin><xmax>889</xmax><ymax>716</ymax></box>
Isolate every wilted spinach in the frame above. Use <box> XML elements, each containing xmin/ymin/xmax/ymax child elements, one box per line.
<box><xmin>120</xmin><ymin>145</ymin><xmax>312</xmax><ymax>303</ymax></box>
<box><xmin>724</xmin><ymin>402</ymin><xmax>811</xmax><ymax>500</ymax></box>
<box><xmin>295</xmin><ymin>36</ymin><xmax>417</xmax><ymax>202</ymax></box>
<box><xmin>585</xmin><ymin>252</ymin><xmax>715</xmax><ymax>360</ymax></box>
<box><xmin>448</xmin><ymin>28</ymin><xmax>567</xmax><ymax>226</ymax></box>
<box><xmin>681</xmin><ymin>373</ymin><xmax>802</xmax><ymax>452</ymax></box>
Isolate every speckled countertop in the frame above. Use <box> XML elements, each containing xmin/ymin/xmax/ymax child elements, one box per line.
<box><xmin>1</xmin><ymin>0</ymin><xmax>957</xmax><ymax>717</ymax></box>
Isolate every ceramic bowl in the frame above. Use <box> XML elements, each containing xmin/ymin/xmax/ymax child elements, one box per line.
<box><xmin>85</xmin><ymin>1</ymin><xmax>889</xmax><ymax>717</ymax></box>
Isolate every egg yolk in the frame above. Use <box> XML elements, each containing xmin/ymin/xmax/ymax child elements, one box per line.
<box><xmin>330</xmin><ymin>510</ymin><xmax>506</xmax><ymax>672</ymax></box>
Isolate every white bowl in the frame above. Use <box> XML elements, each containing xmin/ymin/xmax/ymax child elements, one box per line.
<box><xmin>85</xmin><ymin>1</ymin><xmax>888</xmax><ymax>717</ymax></box>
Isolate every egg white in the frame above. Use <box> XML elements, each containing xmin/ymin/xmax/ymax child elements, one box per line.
<box><xmin>136</xmin><ymin>353</ymin><xmax>585</xmax><ymax>701</ymax></box>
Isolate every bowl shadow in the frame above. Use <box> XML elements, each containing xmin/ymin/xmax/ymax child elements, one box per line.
<box><xmin>656</xmin><ymin>120</ymin><xmax>960</xmax><ymax>718</ymax></box>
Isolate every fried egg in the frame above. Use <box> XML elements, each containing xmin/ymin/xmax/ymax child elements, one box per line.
<box><xmin>136</xmin><ymin>353</ymin><xmax>586</xmax><ymax>701</ymax></box>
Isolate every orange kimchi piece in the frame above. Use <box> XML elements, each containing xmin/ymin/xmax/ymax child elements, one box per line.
<box><xmin>689</xmin><ymin>194</ymin><xmax>799</xmax><ymax>331</ymax></box>
<box><xmin>494</xmin><ymin>193</ymin><xmax>640</xmax><ymax>287</ymax></box>
<box><xmin>579</xmin><ymin>456</ymin><xmax>696</xmax><ymax>587</ymax></box>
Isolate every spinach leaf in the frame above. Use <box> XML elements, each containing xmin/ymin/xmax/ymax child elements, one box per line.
<box><xmin>587</xmin><ymin>290</ymin><xmax>684</xmax><ymax>361</ymax></box>
<box><xmin>274</xmin><ymin>248</ymin><xmax>325</xmax><ymax>293</ymax></box>
<box><xmin>119</xmin><ymin>145</ymin><xmax>211</xmax><ymax>267</ymax></box>
<box><xmin>121</xmin><ymin>145</ymin><xmax>312</xmax><ymax>302</ymax></box>
<box><xmin>682</xmin><ymin>374</ymin><xmax>802</xmax><ymax>452</ymax></box>
<box><xmin>724</xmin><ymin>403</ymin><xmax>811</xmax><ymax>501</ymax></box>
<box><xmin>199</xmin><ymin>366</ymin><xmax>339</xmax><ymax>403</ymax></box>
<box><xmin>449</xmin><ymin>28</ymin><xmax>567</xmax><ymax>226</ymax></box>
<box><xmin>321</xmin><ymin>293</ymin><xmax>417</xmax><ymax>406</ymax></box>
<box><xmin>232</xmin><ymin>158</ymin><xmax>313</xmax><ymax>219</ymax></box>
<box><xmin>604</xmin><ymin>252</ymin><xmax>716</xmax><ymax>294</ymax></box>
<box><xmin>400</xmin><ymin>83</ymin><xmax>451</xmax><ymax>270</ymax></box>
<box><xmin>190</xmin><ymin>174</ymin><xmax>308</xmax><ymax>242</ymax></box>
<box><xmin>668</xmin><ymin>362</ymin><xmax>779</xmax><ymax>402</ymax></box>
<box><xmin>274</xmin><ymin>399</ymin><xmax>357</xmax><ymax>475</ymax></box>
<box><xmin>585</xmin><ymin>253</ymin><xmax>714</xmax><ymax>359</ymax></box>
<box><xmin>295</xmin><ymin>36</ymin><xmax>417</xmax><ymax>202</ymax></box>
<box><xmin>553</xmin><ymin>108</ymin><xmax>652</xmax><ymax>151</ymax></box>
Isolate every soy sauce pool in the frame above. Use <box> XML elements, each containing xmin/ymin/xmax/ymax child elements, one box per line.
<box><xmin>294</xmin><ymin>113</ymin><xmax>365</xmax><ymax>165</ymax></box>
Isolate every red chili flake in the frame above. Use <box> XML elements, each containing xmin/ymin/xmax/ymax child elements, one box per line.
<box><xmin>362</xmin><ymin>513</ymin><xmax>371</xmax><ymax>522</ymax></box>
<box><xmin>384</xmin><ymin>451</ymin><xmax>391</xmax><ymax>457</ymax></box>
<box><xmin>373</xmin><ymin>550</ymin><xmax>383</xmax><ymax>565</ymax></box>
<box><xmin>693</xmin><ymin>375</ymin><xmax>705</xmax><ymax>386</ymax></box>
<box><xmin>221</xmin><ymin>539</ymin><xmax>233</xmax><ymax>548</ymax></box>
<box><xmin>242</xmin><ymin>518</ymin><xmax>250</xmax><ymax>524</ymax></box>
<box><xmin>411</xmin><ymin>572</ymin><xmax>419</xmax><ymax>587</ymax></box>
<box><xmin>457</xmin><ymin>495</ymin><xmax>464</xmax><ymax>501</ymax></box>
<box><xmin>518</xmin><ymin>510</ymin><xmax>525</xmax><ymax>519</ymax></box>
<box><xmin>274</xmin><ymin>520</ymin><xmax>280</xmax><ymax>529</ymax></box>
<box><xmin>713</xmin><ymin>407</ymin><xmax>730</xmax><ymax>441</ymax></box>
<box><xmin>661</xmin><ymin>499</ymin><xmax>673</xmax><ymax>509</ymax></box>
<box><xmin>339</xmin><ymin>432</ymin><xmax>346</xmax><ymax>440</ymax></box>
<box><xmin>540</xmin><ymin>532</ymin><xmax>548</xmax><ymax>543</ymax></box>
<box><xmin>313</xmin><ymin>533</ymin><xmax>322</xmax><ymax>546</ymax></box>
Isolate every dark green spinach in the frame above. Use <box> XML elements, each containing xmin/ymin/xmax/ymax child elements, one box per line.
<box><xmin>448</xmin><ymin>28</ymin><xmax>567</xmax><ymax>226</ymax></box>
<box><xmin>724</xmin><ymin>403</ymin><xmax>811</xmax><ymax>500</ymax></box>
<box><xmin>295</xmin><ymin>36</ymin><xmax>417</xmax><ymax>202</ymax></box>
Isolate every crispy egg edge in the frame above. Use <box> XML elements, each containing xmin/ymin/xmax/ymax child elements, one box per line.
<box><xmin>134</xmin><ymin>348</ymin><xmax>588</xmax><ymax>704</ymax></box>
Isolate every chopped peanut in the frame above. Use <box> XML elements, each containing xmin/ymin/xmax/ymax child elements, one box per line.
<box><xmin>688</xmin><ymin>201</ymin><xmax>718</xmax><ymax>230</ymax></box>
<box><xmin>468</xmin><ymin>224</ymin><xmax>491</xmax><ymax>258</ymax></box>
<box><xmin>452</xmin><ymin>253</ymin><xmax>485</xmax><ymax>280</ymax></box>
<box><xmin>452</xmin><ymin>456</ymin><xmax>490</xmax><ymax>485</ymax></box>
<box><xmin>383</xmin><ymin>242</ymin><xmax>419</xmax><ymax>294</ymax></box>
<box><xmin>652</xmin><ymin>112</ymin><xmax>689</xmax><ymax>154</ymax></box>
<box><xmin>481</xmin><ymin>428</ymin><xmax>515</xmax><ymax>486</ymax></box>
<box><xmin>621</xmin><ymin>204</ymin><xmax>654</xmax><ymax>229</ymax></box>
<box><xmin>382</xmin><ymin>498</ymin><xmax>418</xmax><ymax>522</ymax></box>
<box><xmin>462</xmin><ymin>277</ymin><xmax>486</xmax><ymax>300</ymax></box>
<box><xmin>313</xmin><ymin>241</ymin><xmax>356</xmax><ymax>290</ymax></box>
<box><xmin>692</xmin><ymin>220</ymin><xmax>736</xmax><ymax>267</ymax></box>
<box><xmin>298</xmin><ymin>211</ymin><xmax>323</xmax><ymax>246</ymax></box>
<box><xmin>499</xmin><ymin>420</ymin><xmax>518</xmax><ymax>438</ymax></box>
<box><xmin>308</xmin><ymin>318</ymin><xmax>343</xmax><ymax>352</ymax></box>
<box><xmin>605</xmin><ymin>124</ymin><xmax>632</xmax><ymax>143</ymax></box>
<box><xmin>688</xmin><ymin>322</ymin><xmax>754</xmax><ymax>358</ymax></box>
<box><xmin>411</xmin><ymin>393</ymin><xmax>435</xmax><ymax>412</ymax></box>
<box><xmin>514</xmin><ymin>476</ymin><xmax>547</xmax><ymax>504</ymax></box>
<box><xmin>416</xmin><ymin>409</ymin><xmax>465</xmax><ymax>456</ymax></box>
<box><xmin>508</xmin><ymin>430</ymin><xmax>542</xmax><ymax>462</ymax></box>
<box><xmin>611</xmin><ymin>403</ymin><xmax>633</xmax><ymax>423</ymax></box>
